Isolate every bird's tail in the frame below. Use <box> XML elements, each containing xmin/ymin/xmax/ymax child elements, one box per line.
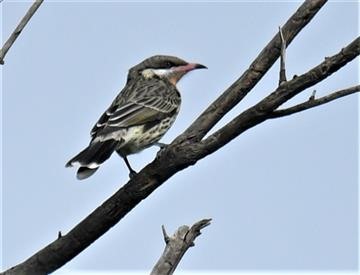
<box><xmin>66</xmin><ymin>140</ymin><xmax>118</xmax><ymax>180</ymax></box>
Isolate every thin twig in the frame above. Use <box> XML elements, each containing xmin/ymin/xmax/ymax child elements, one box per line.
<box><xmin>0</xmin><ymin>0</ymin><xmax>44</xmax><ymax>65</ymax></box>
<box><xmin>278</xmin><ymin>26</ymin><xmax>287</xmax><ymax>84</ymax></box>
<box><xmin>309</xmin><ymin>90</ymin><xmax>316</xmax><ymax>101</ymax></box>
<box><xmin>268</xmin><ymin>85</ymin><xmax>360</xmax><ymax>118</ymax></box>
<box><xmin>162</xmin><ymin>225</ymin><xmax>170</xmax><ymax>244</ymax></box>
<box><xmin>151</xmin><ymin>219</ymin><xmax>211</xmax><ymax>275</ymax></box>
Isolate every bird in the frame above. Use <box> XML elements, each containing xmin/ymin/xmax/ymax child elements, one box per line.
<box><xmin>66</xmin><ymin>55</ymin><xmax>207</xmax><ymax>180</ymax></box>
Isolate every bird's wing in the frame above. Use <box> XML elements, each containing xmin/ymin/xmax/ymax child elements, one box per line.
<box><xmin>90</xmin><ymin>79</ymin><xmax>180</xmax><ymax>138</ymax></box>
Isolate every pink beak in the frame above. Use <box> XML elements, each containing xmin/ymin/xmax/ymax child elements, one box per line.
<box><xmin>174</xmin><ymin>63</ymin><xmax>207</xmax><ymax>72</ymax></box>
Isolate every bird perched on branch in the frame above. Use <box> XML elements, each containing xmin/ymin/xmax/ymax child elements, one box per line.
<box><xmin>66</xmin><ymin>55</ymin><xmax>207</xmax><ymax>180</ymax></box>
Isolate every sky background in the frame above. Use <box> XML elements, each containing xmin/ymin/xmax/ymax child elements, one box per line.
<box><xmin>1</xmin><ymin>0</ymin><xmax>359</xmax><ymax>273</ymax></box>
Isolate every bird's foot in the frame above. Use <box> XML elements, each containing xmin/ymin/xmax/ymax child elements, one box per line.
<box><xmin>156</xmin><ymin>143</ymin><xmax>168</xmax><ymax>159</ymax></box>
<box><xmin>154</xmin><ymin>142</ymin><xmax>168</xmax><ymax>149</ymax></box>
<box><xmin>129</xmin><ymin>170</ymin><xmax>137</xmax><ymax>179</ymax></box>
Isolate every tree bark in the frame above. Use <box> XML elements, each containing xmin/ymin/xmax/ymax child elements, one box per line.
<box><xmin>151</xmin><ymin>219</ymin><xmax>211</xmax><ymax>275</ymax></box>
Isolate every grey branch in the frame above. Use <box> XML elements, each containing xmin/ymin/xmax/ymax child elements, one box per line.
<box><xmin>278</xmin><ymin>26</ymin><xmax>287</xmax><ymax>84</ymax></box>
<box><xmin>199</xmin><ymin>37</ymin><xmax>359</xmax><ymax>156</ymax></box>
<box><xmin>5</xmin><ymin>1</ymin><xmax>359</xmax><ymax>274</ymax></box>
<box><xmin>151</xmin><ymin>219</ymin><xmax>211</xmax><ymax>275</ymax></box>
<box><xmin>174</xmin><ymin>0</ymin><xmax>327</xmax><ymax>144</ymax></box>
<box><xmin>268</xmin><ymin>85</ymin><xmax>360</xmax><ymax>118</ymax></box>
<box><xmin>260</xmin><ymin>37</ymin><xmax>359</xmax><ymax>111</ymax></box>
<box><xmin>0</xmin><ymin>0</ymin><xmax>43</xmax><ymax>65</ymax></box>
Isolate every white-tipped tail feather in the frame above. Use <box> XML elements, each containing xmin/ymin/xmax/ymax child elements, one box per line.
<box><xmin>66</xmin><ymin>140</ymin><xmax>118</xmax><ymax>180</ymax></box>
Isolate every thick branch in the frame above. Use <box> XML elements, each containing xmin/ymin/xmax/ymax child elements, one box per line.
<box><xmin>151</xmin><ymin>219</ymin><xmax>211</xmax><ymax>275</ymax></box>
<box><xmin>174</xmin><ymin>0</ymin><xmax>327</xmax><ymax>143</ymax></box>
<box><xmin>3</xmin><ymin>2</ymin><xmax>337</xmax><ymax>274</ymax></box>
<box><xmin>200</xmin><ymin>37</ymin><xmax>359</xmax><ymax>157</ymax></box>
<box><xmin>268</xmin><ymin>85</ymin><xmax>360</xmax><ymax>118</ymax></box>
<box><xmin>0</xmin><ymin>0</ymin><xmax>43</xmax><ymax>65</ymax></box>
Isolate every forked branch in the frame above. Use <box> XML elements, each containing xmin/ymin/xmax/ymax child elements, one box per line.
<box><xmin>199</xmin><ymin>37</ymin><xmax>359</xmax><ymax>156</ymax></box>
<box><xmin>151</xmin><ymin>219</ymin><xmax>211</xmax><ymax>275</ymax></box>
<box><xmin>268</xmin><ymin>85</ymin><xmax>360</xmax><ymax>118</ymax></box>
<box><xmin>175</xmin><ymin>0</ymin><xmax>328</xmax><ymax>143</ymax></box>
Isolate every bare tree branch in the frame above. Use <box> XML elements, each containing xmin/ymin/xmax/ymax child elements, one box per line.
<box><xmin>260</xmin><ymin>37</ymin><xmax>360</xmax><ymax>110</ymax></box>
<box><xmin>268</xmin><ymin>85</ymin><xmax>360</xmax><ymax>118</ymax></box>
<box><xmin>151</xmin><ymin>219</ymin><xmax>211</xmax><ymax>275</ymax></box>
<box><xmin>199</xmin><ymin>37</ymin><xmax>359</xmax><ymax>156</ymax></box>
<box><xmin>278</xmin><ymin>26</ymin><xmax>287</xmax><ymax>84</ymax></box>
<box><xmin>175</xmin><ymin>0</ymin><xmax>328</xmax><ymax>144</ymax></box>
<box><xmin>0</xmin><ymin>0</ymin><xmax>43</xmax><ymax>65</ymax></box>
<box><xmin>5</xmin><ymin>1</ymin><xmax>358</xmax><ymax>274</ymax></box>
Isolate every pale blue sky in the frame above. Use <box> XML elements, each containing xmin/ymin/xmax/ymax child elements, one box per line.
<box><xmin>1</xmin><ymin>0</ymin><xmax>359</xmax><ymax>273</ymax></box>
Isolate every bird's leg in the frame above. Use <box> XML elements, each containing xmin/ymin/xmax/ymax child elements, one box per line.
<box><xmin>123</xmin><ymin>156</ymin><xmax>137</xmax><ymax>179</ymax></box>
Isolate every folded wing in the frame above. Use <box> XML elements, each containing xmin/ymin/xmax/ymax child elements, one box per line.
<box><xmin>90</xmin><ymin>79</ymin><xmax>180</xmax><ymax>140</ymax></box>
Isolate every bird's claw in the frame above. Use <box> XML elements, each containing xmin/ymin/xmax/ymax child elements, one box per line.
<box><xmin>129</xmin><ymin>170</ymin><xmax>137</xmax><ymax>179</ymax></box>
<box><xmin>156</xmin><ymin>146</ymin><xmax>168</xmax><ymax>159</ymax></box>
<box><xmin>154</xmin><ymin>142</ymin><xmax>168</xmax><ymax>149</ymax></box>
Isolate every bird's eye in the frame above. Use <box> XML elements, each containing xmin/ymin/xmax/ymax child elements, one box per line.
<box><xmin>165</xmin><ymin>62</ymin><xmax>173</xmax><ymax>68</ymax></box>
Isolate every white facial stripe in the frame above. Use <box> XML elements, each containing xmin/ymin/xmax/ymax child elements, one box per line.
<box><xmin>152</xmin><ymin>68</ymin><xmax>172</xmax><ymax>76</ymax></box>
<box><xmin>142</xmin><ymin>68</ymin><xmax>173</xmax><ymax>79</ymax></box>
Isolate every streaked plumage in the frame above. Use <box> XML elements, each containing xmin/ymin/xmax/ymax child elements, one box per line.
<box><xmin>66</xmin><ymin>55</ymin><xmax>206</xmax><ymax>180</ymax></box>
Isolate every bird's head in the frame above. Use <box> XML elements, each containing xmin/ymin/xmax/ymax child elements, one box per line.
<box><xmin>128</xmin><ymin>55</ymin><xmax>207</xmax><ymax>85</ymax></box>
